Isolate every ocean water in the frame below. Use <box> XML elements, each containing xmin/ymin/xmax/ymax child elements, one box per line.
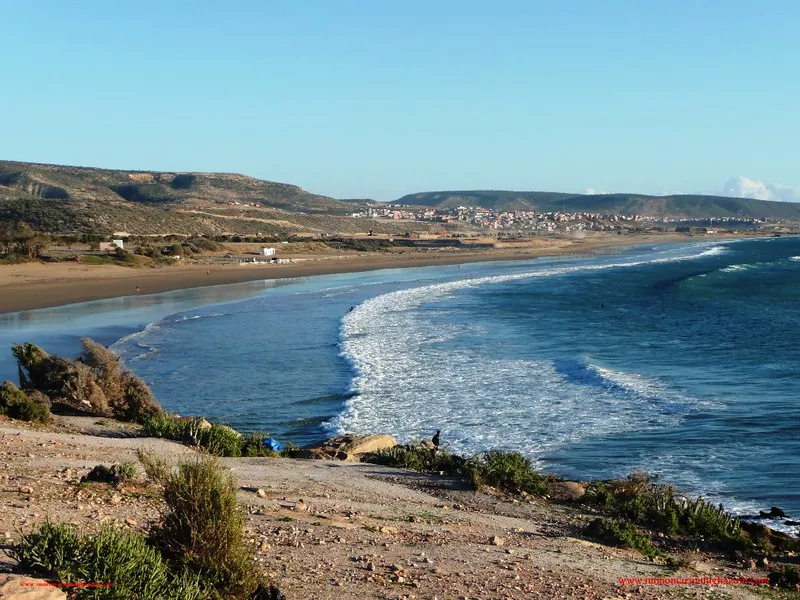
<box><xmin>1</xmin><ymin>237</ymin><xmax>799</xmax><ymax>532</ymax></box>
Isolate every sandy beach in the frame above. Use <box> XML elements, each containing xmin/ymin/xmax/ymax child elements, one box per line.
<box><xmin>0</xmin><ymin>232</ymin><xmax>740</xmax><ymax>314</ymax></box>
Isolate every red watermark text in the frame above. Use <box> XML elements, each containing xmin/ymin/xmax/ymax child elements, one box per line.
<box><xmin>619</xmin><ymin>576</ymin><xmax>768</xmax><ymax>586</ymax></box>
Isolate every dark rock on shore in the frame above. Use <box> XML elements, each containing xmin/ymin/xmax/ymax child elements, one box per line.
<box><xmin>758</xmin><ymin>506</ymin><xmax>787</xmax><ymax>519</ymax></box>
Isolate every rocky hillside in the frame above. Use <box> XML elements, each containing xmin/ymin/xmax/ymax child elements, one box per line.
<box><xmin>0</xmin><ymin>160</ymin><xmax>401</xmax><ymax>236</ymax></box>
<box><xmin>395</xmin><ymin>190</ymin><xmax>800</xmax><ymax>219</ymax></box>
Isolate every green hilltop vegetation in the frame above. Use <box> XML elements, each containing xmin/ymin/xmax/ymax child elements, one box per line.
<box><xmin>395</xmin><ymin>189</ymin><xmax>800</xmax><ymax>220</ymax></box>
<box><xmin>0</xmin><ymin>160</ymin><xmax>408</xmax><ymax>236</ymax></box>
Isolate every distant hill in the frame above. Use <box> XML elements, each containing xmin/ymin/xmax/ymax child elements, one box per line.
<box><xmin>394</xmin><ymin>190</ymin><xmax>800</xmax><ymax>219</ymax></box>
<box><xmin>0</xmin><ymin>160</ymin><xmax>401</xmax><ymax>236</ymax></box>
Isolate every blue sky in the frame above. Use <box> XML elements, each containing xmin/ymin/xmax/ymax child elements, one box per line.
<box><xmin>2</xmin><ymin>0</ymin><xmax>799</xmax><ymax>201</ymax></box>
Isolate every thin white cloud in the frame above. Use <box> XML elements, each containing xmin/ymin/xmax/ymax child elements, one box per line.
<box><xmin>723</xmin><ymin>176</ymin><xmax>800</xmax><ymax>203</ymax></box>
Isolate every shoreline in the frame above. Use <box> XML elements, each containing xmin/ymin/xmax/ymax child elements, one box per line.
<box><xmin>0</xmin><ymin>232</ymin><xmax>748</xmax><ymax>314</ymax></box>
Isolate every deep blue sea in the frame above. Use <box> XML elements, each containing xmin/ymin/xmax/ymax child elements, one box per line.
<box><xmin>1</xmin><ymin>237</ymin><xmax>798</xmax><ymax>532</ymax></box>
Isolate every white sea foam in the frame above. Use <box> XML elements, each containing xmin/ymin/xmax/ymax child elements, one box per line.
<box><xmin>328</xmin><ymin>243</ymin><xmax>719</xmax><ymax>459</ymax></box>
<box><xmin>111</xmin><ymin>320</ymin><xmax>162</xmax><ymax>350</ymax></box>
<box><xmin>719</xmin><ymin>264</ymin><xmax>752</xmax><ymax>273</ymax></box>
<box><xmin>173</xmin><ymin>312</ymin><xmax>227</xmax><ymax>323</ymax></box>
<box><xmin>789</xmin><ymin>256</ymin><xmax>800</xmax><ymax>262</ymax></box>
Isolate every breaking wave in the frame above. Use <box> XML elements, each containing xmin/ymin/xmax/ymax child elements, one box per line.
<box><xmin>328</xmin><ymin>243</ymin><xmax>721</xmax><ymax>458</ymax></box>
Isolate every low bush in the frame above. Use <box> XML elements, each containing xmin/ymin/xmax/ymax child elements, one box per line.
<box><xmin>363</xmin><ymin>445</ymin><xmax>548</xmax><ymax>497</ymax></box>
<box><xmin>364</xmin><ymin>444</ymin><xmax>469</xmax><ymax>477</ymax></box>
<box><xmin>0</xmin><ymin>380</ymin><xmax>51</xmax><ymax>423</ymax></box>
<box><xmin>142</xmin><ymin>415</ymin><xmax>294</xmax><ymax>459</ymax></box>
<box><xmin>139</xmin><ymin>451</ymin><xmax>265</xmax><ymax>598</ymax></box>
<box><xmin>583</xmin><ymin>472</ymin><xmax>743</xmax><ymax>544</ymax></box>
<box><xmin>142</xmin><ymin>413</ymin><xmax>190</xmax><ymax>440</ymax></box>
<box><xmin>241</xmin><ymin>432</ymin><xmax>280</xmax><ymax>457</ymax></box>
<box><xmin>469</xmin><ymin>450</ymin><xmax>549</xmax><ymax>496</ymax></box>
<box><xmin>11</xmin><ymin>521</ymin><xmax>208</xmax><ymax>600</ymax></box>
<box><xmin>585</xmin><ymin>517</ymin><xmax>662</xmax><ymax>558</ymax></box>
<box><xmin>197</xmin><ymin>423</ymin><xmax>243</xmax><ymax>457</ymax></box>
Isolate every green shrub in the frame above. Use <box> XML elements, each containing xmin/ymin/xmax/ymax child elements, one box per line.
<box><xmin>142</xmin><ymin>413</ymin><xmax>190</xmax><ymax>440</ymax></box>
<box><xmin>279</xmin><ymin>442</ymin><xmax>300</xmax><ymax>458</ymax></box>
<box><xmin>585</xmin><ymin>517</ymin><xmax>662</xmax><ymax>558</ymax></box>
<box><xmin>140</xmin><ymin>452</ymin><xmax>261</xmax><ymax>598</ymax></box>
<box><xmin>469</xmin><ymin>450</ymin><xmax>549</xmax><ymax>496</ymax></box>
<box><xmin>582</xmin><ymin>473</ymin><xmax>743</xmax><ymax>544</ymax></box>
<box><xmin>0</xmin><ymin>380</ymin><xmax>51</xmax><ymax>423</ymax></box>
<box><xmin>114</xmin><ymin>247</ymin><xmax>138</xmax><ymax>264</ymax></box>
<box><xmin>10</xmin><ymin>339</ymin><xmax>162</xmax><ymax>422</ymax></box>
<box><xmin>10</xmin><ymin>521</ymin><xmax>208</xmax><ymax>600</ymax></box>
<box><xmin>365</xmin><ymin>445</ymin><xmax>426</xmax><ymax>471</ymax></box>
<box><xmin>364</xmin><ymin>444</ymin><xmax>469</xmax><ymax>476</ymax></box>
<box><xmin>142</xmin><ymin>415</ymin><xmax>247</xmax><ymax>457</ymax></box>
<box><xmin>197</xmin><ymin>424</ymin><xmax>243</xmax><ymax>457</ymax></box>
<box><xmin>363</xmin><ymin>446</ymin><xmax>548</xmax><ymax>497</ymax></box>
<box><xmin>241</xmin><ymin>432</ymin><xmax>279</xmax><ymax>457</ymax></box>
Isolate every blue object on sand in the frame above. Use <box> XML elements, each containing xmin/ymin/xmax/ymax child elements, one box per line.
<box><xmin>263</xmin><ymin>437</ymin><xmax>283</xmax><ymax>452</ymax></box>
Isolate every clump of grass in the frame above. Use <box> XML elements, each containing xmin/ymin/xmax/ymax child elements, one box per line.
<box><xmin>197</xmin><ymin>423</ymin><xmax>243</xmax><ymax>457</ymax></box>
<box><xmin>469</xmin><ymin>450</ymin><xmax>549</xmax><ymax>496</ymax></box>
<box><xmin>81</xmin><ymin>462</ymin><xmax>137</xmax><ymax>484</ymax></box>
<box><xmin>141</xmin><ymin>412</ymin><xmax>190</xmax><ymax>439</ymax></box>
<box><xmin>364</xmin><ymin>444</ymin><xmax>470</xmax><ymax>477</ymax></box>
<box><xmin>583</xmin><ymin>472</ymin><xmax>743</xmax><ymax>544</ymax></box>
<box><xmin>142</xmin><ymin>414</ymin><xmax>295</xmax><ymax>459</ymax></box>
<box><xmin>10</xmin><ymin>521</ymin><xmax>208</xmax><ymax>600</ymax></box>
<box><xmin>138</xmin><ymin>450</ymin><xmax>267</xmax><ymax>598</ymax></box>
<box><xmin>585</xmin><ymin>517</ymin><xmax>662</xmax><ymax>558</ymax></box>
<box><xmin>142</xmin><ymin>414</ymin><xmax>243</xmax><ymax>456</ymax></box>
<box><xmin>0</xmin><ymin>380</ymin><xmax>51</xmax><ymax>423</ymax></box>
<box><xmin>363</xmin><ymin>445</ymin><xmax>548</xmax><ymax>497</ymax></box>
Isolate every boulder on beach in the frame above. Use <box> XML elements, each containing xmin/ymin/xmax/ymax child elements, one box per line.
<box><xmin>298</xmin><ymin>433</ymin><xmax>398</xmax><ymax>461</ymax></box>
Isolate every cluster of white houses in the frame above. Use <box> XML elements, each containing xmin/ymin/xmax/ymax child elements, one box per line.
<box><xmin>351</xmin><ymin>205</ymin><xmax>766</xmax><ymax>233</ymax></box>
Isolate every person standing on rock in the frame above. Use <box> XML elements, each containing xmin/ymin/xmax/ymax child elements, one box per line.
<box><xmin>432</xmin><ymin>430</ymin><xmax>441</xmax><ymax>449</ymax></box>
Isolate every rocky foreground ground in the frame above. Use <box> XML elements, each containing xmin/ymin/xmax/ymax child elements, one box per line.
<box><xmin>0</xmin><ymin>416</ymin><xmax>791</xmax><ymax>600</ymax></box>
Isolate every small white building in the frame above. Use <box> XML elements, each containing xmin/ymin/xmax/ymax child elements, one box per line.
<box><xmin>260</xmin><ymin>247</ymin><xmax>276</xmax><ymax>256</ymax></box>
<box><xmin>112</xmin><ymin>239</ymin><xmax>125</xmax><ymax>250</ymax></box>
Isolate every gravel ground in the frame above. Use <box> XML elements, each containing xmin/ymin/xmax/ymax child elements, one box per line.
<box><xmin>0</xmin><ymin>416</ymin><xmax>781</xmax><ymax>599</ymax></box>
